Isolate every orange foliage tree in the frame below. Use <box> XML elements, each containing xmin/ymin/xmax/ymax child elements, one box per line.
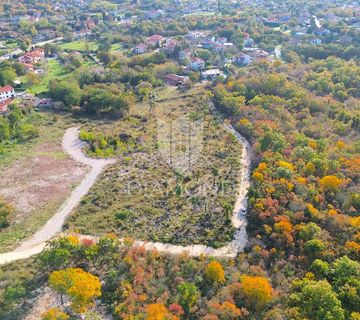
<box><xmin>239</xmin><ymin>275</ymin><xmax>273</xmax><ymax>311</ymax></box>
<box><xmin>145</xmin><ymin>303</ymin><xmax>177</xmax><ymax>320</ymax></box>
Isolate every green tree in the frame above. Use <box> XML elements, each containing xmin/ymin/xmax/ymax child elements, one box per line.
<box><xmin>0</xmin><ymin>68</ymin><xmax>16</xmax><ymax>86</ymax></box>
<box><xmin>4</xmin><ymin>284</ymin><xmax>26</xmax><ymax>305</ymax></box>
<box><xmin>49</xmin><ymin>80</ymin><xmax>81</xmax><ymax>107</ymax></box>
<box><xmin>291</xmin><ymin>280</ymin><xmax>345</xmax><ymax>320</ymax></box>
<box><xmin>177</xmin><ymin>282</ymin><xmax>200</xmax><ymax>314</ymax></box>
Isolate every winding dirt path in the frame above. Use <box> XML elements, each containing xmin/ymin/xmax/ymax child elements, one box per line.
<box><xmin>0</xmin><ymin>120</ymin><xmax>251</xmax><ymax>265</ymax></box>
<box><xmin>0</xmin><ymin>128</ymin><xmax>115</xmax><ymax>265</ymax></box>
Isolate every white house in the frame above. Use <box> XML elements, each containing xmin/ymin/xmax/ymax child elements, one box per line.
<box><xmin>201</xmin><ymin>69</ymin><xmax>223</xmax><ymax>80</ymax></box>
<box><xmin>189</xmin><ymin>57</ymin><xmax>205</xmax><ymax>71</ymax></box>
<box><xmin>0</xmin><ymin>85</ymin><xmax>15</xmax><ymax>102</ymax></box>
<box><xmin>18</xmin><ymin>48</ymin><xmax>45</xmax><ymax>64</ymax></box>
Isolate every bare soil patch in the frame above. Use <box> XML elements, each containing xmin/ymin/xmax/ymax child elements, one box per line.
<box><xmin>0</xmin><ymin>141</ymin><xmax>86</xmax><ymax>221</ymax></box>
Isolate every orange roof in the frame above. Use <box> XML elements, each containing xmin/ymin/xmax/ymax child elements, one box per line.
<box><xmin>0</xmin><ymin>99</ymin><xmax>12</xmax><ymax>113</ymax></box>
<box><xmin>0</xmin><ymin>85</ymin><xmax>14</xmax><ymax>94</ymax></box>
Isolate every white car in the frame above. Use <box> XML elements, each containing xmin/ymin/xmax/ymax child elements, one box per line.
<box><xmin>240</xmin><ymin>209</ymin><xmax>247</xmax><ymax>216</ymax></box>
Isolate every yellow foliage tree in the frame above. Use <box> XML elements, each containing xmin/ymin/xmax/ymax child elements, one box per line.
<box><xmin>205</xmin><ymin>261</ymin><xmax>225</xmax><ymax>284</ymax></box>
<box><xmin>49</xmin><ymin>268</ymin><xmax>101</xmax><ymax>313</ymax></box>
<box><xmin>252</xmin><ymin>171</ymin><xmax>264</xmax><ymax>182</ymax></box>
<box><xmin>277</xmin><ymin>160</ymin><xmax>294</xmax><ymax>171</ymax></box>
<box><xmin>239</xmin><ymin>275</ymin><xmax>273</xmax><ymax>311</ymax></box>
<box><xmin>319</xmin><ymin>175</ymin><xmax>344</xmax><ymax>192</ymax></box>
<box><xmin>41</xmin><ymin>307</ymin><xmax>69</xmax><ymax>320</ymax></box>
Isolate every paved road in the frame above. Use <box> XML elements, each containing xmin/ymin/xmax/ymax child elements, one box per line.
<box><xmin>0</xmin><ymin>128</ymin><xmax>115</xmax><ymax>265</ymax></box>
<box><xmin>0</xmin><ymin>121</ymin><xmax>251</xmax><ymax>264</ymax></box>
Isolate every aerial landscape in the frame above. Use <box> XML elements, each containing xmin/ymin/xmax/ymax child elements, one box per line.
<box><xmin>0</xmin><ymin>0</ymin><xmax>359</xmax><ymax>319</ymax></box>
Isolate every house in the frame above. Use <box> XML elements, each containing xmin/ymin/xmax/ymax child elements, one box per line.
<box><xmin>254</xmin><ymin>49</ymin><xmax>270</xmax><ymax>58</ymax></box>
<box><xmin>36</xmin><ymin>98</ymin><xmax>53</xmax><ymax>108</ymax></box>
<box><xmin>145</xmin><ymin>10</ymin><xmax>165</xmax><ymax>20</ymax></box>
<box><xmin>163</xmin><ymin>38</ymin><xmax>180</xmax><ymax>54</ymax></box>
<box><xmin>0</xmin><ymin>85</ymin><xmax>15</xmax><ymax>102</ymax></box>
<box><xmin>185</xmin><ymin>31</ymin><xmax>205</xmax><ymax>42</ymax></box>
<box><xmin>23</xmin><ymin>63</ymin><xmax>34</xmax><ymax>71</ymax></box>
<box><xmin>244</xmin><ymin>36</ymin><xmax>254</xmax><ymax>47</ymax></box>
<box><xmin>18</xmin><ymin>48</ymin><xmax>45</xmax><ymax>64</ymax></box>
<box><xmin>165</xmin><ymin>74</ymin><xmax>189</xmax><ymax>86</ymax></box>
<box><xmin>309</xmin><ymin>38</ymin><xmax>322</xmax><ymax>45</ymax></box>
<box><xmin>201</xmin><ymin>69</ymin><xmax>223</xmax><ymax>80</ymax></box>
<box><xmin>314</xmin><ymin>27</ymin><xmax>331</xmax><ymax>36</ymax></box>
<box><xmin>202</xmin><ymin>37</ymin><xmax>216</xmax><ymax>49</ymax></box>
<box><xmin>189</xmin><ymin>57</ymin><xmax>205</xmax><ymax>71</ymax></box>
<box><xmin>179</xmin><ymin>49</ymin><xmax>192</xmax><ymax>60</ymax></box>
<box><xmin>0</xmin><ymin>99</ymin><xmax>13</xmax><ymax>114</ymax></box>
<box><xmin>217</xmin><ymin>37</ymin><xmax>227</xmax><ymax>44</ymax></box>
<box><xmin>133</xmin><ymin>43</ymin><xmax>148</xmax><ymax>54</ymax></box>
<box><xmin>264</xmin><ymin>17</ymin><xmax>280</xmax><ymax>27</ymax></box>
<box><xmin>145</xmin><ymin>34</ymin><xmax>165</xmax><ymax>47</ymax></box>
<box><xmin>234</xmin><ymin>53</ymin><xmax>252</xmax><ymax>66</ymax></box>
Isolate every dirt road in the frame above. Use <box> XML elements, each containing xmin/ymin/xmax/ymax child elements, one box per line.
<box><xmin>0</xmin><ymin>128</ymin><xmax>115</xmax><ymax>265</ymax></box>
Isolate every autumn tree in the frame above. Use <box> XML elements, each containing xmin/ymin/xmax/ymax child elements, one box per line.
<box><xmin>145</xmin><ymin>303</ymin><xmax>175</xmax><ymax>320</ymax></box>
<box><xmin>41</xmin><ymin>307</ymin><xmax>69</xmax><ymax>320</ymax></box>
<box><xmin>205</xmin><ymin>261</ymin><xmax>225</xmax><ymax>284</ymax></box>
<box><xmin>49</xmin><ymin>268</ymin><xmax>101</xmax><ymax>313</ymax></box>
<box><xmin>208</xmin><ymin>301</ymin><xmax>242</xmax><ymax>319</ymax></box>
<box><xmin>319</xmin><ymin>175</ymin><xmax>344</xmax><ymax>192</ymax></box>
<box><xmin>238</xmin><ymin>275</ymin><xmax>273</xmax><ymax>311</ymax></box>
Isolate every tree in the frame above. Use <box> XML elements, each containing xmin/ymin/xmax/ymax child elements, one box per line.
<box><xmin>0</xmin><ymin>68</ymin><xmax>16</xmax><ymax>86</ymax></box>
<box><xmin>97</xmin><ymin>51</ymin><xmax>111</xmax><ymax>65</ymax></box>
<box><xmin>209</xmin><ymin>301</ymin><xmax>242</xmax><ymax>319</ymax></box>
<box><xmin>39</xmin><ymin>248</ymin><xmax>71</xmax><ymax>271</ymax></box>
<box><xmin>239</xmin><ymin>275</ymin><xmax>273</xmax><ymax>311</ymax></box>
<box><xmin>49</xmin><ymin>80</ymin><xmax>81</xmax><ymax>107</ymax></box>
<box><xmin>145</xmin><ymin>303</ymin><xmax>174</xmax><ymax>320</ymax></box>
<box><xmin>291</xmin><ymin>280</ymin><xmax>345</xmax><ymax>320</ymax></box>
<box><xmin>49</xmin><ymin>268</ymin><xmax>101</xmax><ymax>313</ymax></box>
<box><xmin>304</xmin><ymin>239</ymin><xmax>325</xmax><ymax>258</ymax></box>
<box><xmin>310</xmin><ymin>259</ymin><xmax>329</xmax><ymax>278</ymax></box>
<box><xmin>259</xmin><ymin>130</ymin><xmax>286</xmax><ymax>152</ymax></box>
<box><xmin>0</xmin><ymin>197</ymin><xmax>14</xmax><ymax>228</ymax></box>
<box><xmin>41</xmin><ymin>307</ymin><xmax>69</xmax><ymax>320</ymax></box>
<box><xmin>205</xmin><ymin>261</ymin><xmax>225</xmax><ymax>284</ymax></box>
<box><xmin>4</xmin><ymin>284</ymin><xmax>26</xmax><ymax>305</ymax></box>
<box><xmin>319</xmin><ymin>175</ymin><xmax>344</xmax><ymax>192</ymax></box>
<box><xmin>0</xmin><ymin>117</ymin><xmax>10</xmax><ymax>142</ymax></box>
<box><xmin>177</xmin><ymin>282</ymin><xmax>200</xmax><ymax>314</ymax></box>
<box><xmin>298</xmin><ymin>222</ymin><xmax>321</xmax><ymax>241</ymax></box>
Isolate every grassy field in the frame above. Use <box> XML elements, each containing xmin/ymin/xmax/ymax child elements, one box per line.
<box><xmin>67</xmin><ymin>88</ymin><xmax>242</xmax><ymax>247</ymax></box>
<box><xmin>19</xmin><ymin>59</ymin><xmax>69</xmax><ymax>95</ymax></box>
<box><xmin>58</xmin><ymin>39</ymin><xmax>99</xmax><ymax>52</ymax></box>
